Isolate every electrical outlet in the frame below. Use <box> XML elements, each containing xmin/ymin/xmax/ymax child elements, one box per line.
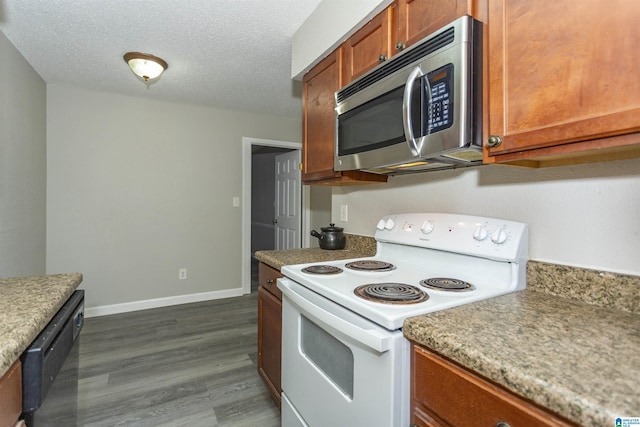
<box><xmin>179</xmin><ymin>268</ymin><xmax>187</xmax><ymax>280</ymax></box>
<box><xmin>232</xmin><ymin>197</ymin><xmax>240</xmax><ymax>207</ymax></box>
<box><xmin>340</xmin><ymin>204</ymin><xmax>348</xmax><ymax>222</ymax></box>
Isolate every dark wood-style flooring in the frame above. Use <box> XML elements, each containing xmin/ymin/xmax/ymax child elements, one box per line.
<box><xmin>76</xmin><ymin>291</ymin><xmax>280</xmax><ymax>426</ymax></box>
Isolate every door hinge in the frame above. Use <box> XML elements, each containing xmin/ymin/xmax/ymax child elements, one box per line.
<box><xmin>299</xmin><ymin>162</ymin><xmax>303</xmax><ymax>170</ymax></box>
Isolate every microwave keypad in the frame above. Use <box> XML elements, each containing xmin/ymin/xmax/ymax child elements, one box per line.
<box><xmin>426</xmin><ymin>64</ymin><xmax>454</xmax><ymax>133</ymax></box>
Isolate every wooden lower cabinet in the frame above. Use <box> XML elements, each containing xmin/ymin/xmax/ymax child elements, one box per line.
<box><xmin>0</xmin><ymin>360</ymin><xmax>22</xmax><ymax>427</ymax></box>
<box><xmin>411</xmin><ymin>344</ymin><xmax>576</xmax><ymax>427</ymax></box>
<box><xmin>257</xmin><ymin>262</ymin><xmax>283</xmax><ymax>408</ymax></box>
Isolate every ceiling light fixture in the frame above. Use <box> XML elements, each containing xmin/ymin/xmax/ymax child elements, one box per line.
<box><xmin>123</xmin><ymin>52</ymin><xmax>168</xmax><ymax>82</ymax></box>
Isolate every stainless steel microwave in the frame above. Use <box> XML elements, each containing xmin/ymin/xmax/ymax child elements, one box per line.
<box><xmin>335</xmin><ymin>15</ymin><xmax>482</xmax><ymax>175</ymax></box>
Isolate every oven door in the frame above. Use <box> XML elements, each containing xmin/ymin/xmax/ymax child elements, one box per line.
<box><xmin>278</xmin><ymin>278</ymin><xmax>410</xmax><ymax>427</ymax></box>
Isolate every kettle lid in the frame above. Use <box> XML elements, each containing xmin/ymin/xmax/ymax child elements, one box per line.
<box><xmin>321</xmin><ymin>223</ymin><xmax>344</xmax><ymax>232</ymax></box>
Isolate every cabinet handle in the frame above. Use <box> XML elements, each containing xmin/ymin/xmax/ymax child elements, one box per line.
<box><xmin>266</xmin><ymin>279</ymin><xmax>274</xmax><ymax>284</ymax></box>
<box><xmin>395</xmin><ymin>42</ymin><xmax>406</xmax><ymax>51</ymax></box>
<box><xmin>378</xmin><ymin>54</ymin><xmax>388</xmax><ymax>62</ymax></box>
<box><xmin>496</xmin><ymin>422</ymin><xmax>512</xmax><ymax>427</ymax></box>
<box><xmin>487</xmin><ymin>135</ymin><xmax>503</xmax><ymax>148</ymax></box>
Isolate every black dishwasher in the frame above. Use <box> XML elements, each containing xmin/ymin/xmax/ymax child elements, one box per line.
<box><xmin>21</xmin><ymin>290</ymin><xmax>84</xmax><ymax>426</ymax></box>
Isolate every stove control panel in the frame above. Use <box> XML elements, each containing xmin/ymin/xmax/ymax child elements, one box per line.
<box><xmin>375</xmin><ymin>213</ymin><xmax>528</xmax><ymax>262</ymax></box>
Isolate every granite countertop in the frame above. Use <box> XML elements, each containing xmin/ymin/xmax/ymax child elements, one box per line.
<box><xmin>0</xmin><ymin>273</ymin><xmax>83</xmax><ymax>377</ymax></box>
<box><xmin>404</xmin><ymin>262</ymin><xmax>640</xmax><ymax>427</ymax></box>
<box><xmin>255</xmin><ymin>234</ymin><xmax>377</xmax><ymax>270</ymax></box>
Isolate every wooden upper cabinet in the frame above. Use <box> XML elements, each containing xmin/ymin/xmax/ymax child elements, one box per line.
<box><xmin>485</xmin><ymin>0</ymin><xmax>640</xmax><ymax>166</ymax></box>
<box><xmin>396</xmin><ymin>0</ymin><xmax>476</xmax><ymax>51</ymax></box>
<box><xmin>303</xmin><ymin>51</ymin><xmax>342</xmax><ymax>182</ymax></box>
<box><xmin>302</xmin><ymin>50</ymin><xmax>387</xmax><ymax>185</ymax></box>
<box><xmin>343</xmin><ymin>7</ymin><xmax>395</xmax><ymax>84</ymax></box>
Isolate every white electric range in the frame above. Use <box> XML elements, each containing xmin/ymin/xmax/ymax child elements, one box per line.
<box><xmin>277</xmin><ymin>213</ymin><xmax>528</xmax><ymax>427</ymax></box>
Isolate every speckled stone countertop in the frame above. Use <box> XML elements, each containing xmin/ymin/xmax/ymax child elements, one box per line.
<box><xmin>255</xmin><ymin>234</ymin><xmax>377</xmax><ymax>270</ymax></box>
<box><xmin>0</xmin><ymin>273</ymin><xmax>83</xmax><ymax>377</ymax></box>
<box><xmin>404</xmin><ymin>261</ymin><xmax>640</xmax><ymax>426</ymax></box>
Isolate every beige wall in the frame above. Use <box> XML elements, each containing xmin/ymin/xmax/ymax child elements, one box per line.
<box><xmin>332</xmin><ymin>160</ymin><xmax>640</xmax><ymax>276</ymax></box>
<box><xmin>46</xmin><ymin>85</ymin><xmax>301</xmax><ymax>310</ymax></box>
<box><xmin>308</xmin><ymin>186</ymin><xmax>332</xmax><ymax>248</ymax></box>
<box><xmin>0</xmin><ymin>31</ymin><xmax>47</xmax><ymax>277</ymax></box>
<box><xmin>291</xmin><ymin>0</ymin><xmax>392</xmax><ymax>79</ymax></box>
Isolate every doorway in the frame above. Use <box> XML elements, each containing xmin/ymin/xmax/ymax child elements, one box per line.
<box><xmin>241</xmin><ymin>137</ymin><xmax>304</xmax><ymax>294</ymax></box>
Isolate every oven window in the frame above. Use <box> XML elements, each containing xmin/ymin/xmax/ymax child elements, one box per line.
<box><xmin>301</xmin><ymin>315</ymin><xmax>354</xmax><ymax>399</ymax></box>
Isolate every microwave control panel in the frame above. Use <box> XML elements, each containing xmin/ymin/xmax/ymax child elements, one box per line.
<box><xmin>425</xmin><ymin>63</ymin><xmax>454</xmax><ymax>133</ymax></box>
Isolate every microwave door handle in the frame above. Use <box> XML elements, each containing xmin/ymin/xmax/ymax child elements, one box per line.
<box><xmin>403</xmin><ymin>66</ymin><xmax>425</xmax><ymax>156</ymax></box>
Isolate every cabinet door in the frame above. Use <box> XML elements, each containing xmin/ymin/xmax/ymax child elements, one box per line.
<box><xmin>396</xmin><ymin>0</ymin><xmax>474</xmax><ymax>51</ymax></box>
<box><xmin>486</xmin><ymin>0</ymin><xmax>640</xmax><ymax>165</ymax></box>
<box><xmin>302</xmin><ymin>51</ymin><xmax>388</xmax><ymax>185</ymax></box>
<box><xmin>412</xmin><ymin>407</ymin><xmax>447</xmax><ymax>427</ymax></box>
<box><xmin>303</xmin><ymin>51</ymin><xmax>342</xmax><ymax>182</ymax></box>
<box><xmin>258</xmin><ymin>285</ymin><xmax>282</xmax><ymax>408</ymax></box>
<box><xmin>343</xmin><ymin>7</ymin><xmax>395</xmax><ymax>84</ymax></box>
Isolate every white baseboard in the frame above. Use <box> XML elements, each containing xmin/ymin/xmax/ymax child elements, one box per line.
<box><xmin>84</xmin><ymin>288</ymin><xmax>247</xmax><ymax>318</ymax></box>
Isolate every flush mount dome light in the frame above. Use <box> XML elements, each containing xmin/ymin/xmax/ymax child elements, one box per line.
<box><xmin>123</xmin><ymin>52</ymin><xmax>168</xmax><ymax>82</ymax></box>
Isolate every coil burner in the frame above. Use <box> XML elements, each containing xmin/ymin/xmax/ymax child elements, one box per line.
<box><xmin>345</xmin><ymin>260</ymin><xmax>396</xmax><ymax>272</ymax></box>
<box><xmin>301</xmin><ymin>265</ymin><xmax>343</xmax><ymax>275</ymax></box>
<box><xmin>354</xmin><ymin>283</ymin><xmax>429</xmax><ymax>304</ymax></box>
<box><xmin>420</xmin><ymin>277</ymin><xmax>476</xmax><ymax>292</ymax></box>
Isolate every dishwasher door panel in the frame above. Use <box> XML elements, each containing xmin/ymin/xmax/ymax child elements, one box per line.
<box><xmin>21</xmin><ymin>290</ymin><xmax>84</xmax><ymax>427</ymax></box>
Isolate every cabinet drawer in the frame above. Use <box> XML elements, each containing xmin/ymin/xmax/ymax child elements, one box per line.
<box><xmin>412</xmin><ymin>345</ymin><xmax>574</xmax><ymax>427</ymax></box>
<box><xmin>0</xmin><ymin>360</ymin><xmax>22</xmax><ymax>427</ymax></box>
<box><xmin>259</xmin><ymin>262</ymin><xmax>283</xmax><ymax>299</ymax></box>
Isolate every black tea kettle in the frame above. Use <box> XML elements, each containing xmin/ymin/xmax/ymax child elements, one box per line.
<box><xmin>310</xmin><ymin>223</ymin><xmax>346</xmax><ymax>250</ymax></box>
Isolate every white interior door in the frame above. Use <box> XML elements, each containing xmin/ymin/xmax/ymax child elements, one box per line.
<box><xmin>275</xmin><ymin>150</ymin><xmax>302</xmax><ymax>250</ymax></box>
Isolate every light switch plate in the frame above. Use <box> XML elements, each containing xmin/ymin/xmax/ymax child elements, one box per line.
<box><xmin>340</xmin><ymin>204</ymin><xmax>348</xmax><ymax>222</ymax></box>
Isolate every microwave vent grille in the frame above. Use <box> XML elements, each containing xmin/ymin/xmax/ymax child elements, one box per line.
<box><xmin>337</xmin><ymin>26</ymin><xmax>456</xmax><ymax>103</ymax></box>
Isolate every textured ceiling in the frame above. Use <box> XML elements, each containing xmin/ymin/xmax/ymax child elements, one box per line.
<box><xmin>0</xmin><ymin>0</ymin><xmax>322</xmax><ymax>118</ymax></box>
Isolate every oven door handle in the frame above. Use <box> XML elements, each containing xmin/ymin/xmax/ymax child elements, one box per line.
<box><xmin>278</xmin><ymin>278</ymin><xmax>393</xmax><ymax>353</ymax></box>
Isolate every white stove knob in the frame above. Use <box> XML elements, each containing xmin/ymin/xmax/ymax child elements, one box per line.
<box><xmin>491</xmin><ymin>228</ymin><xmax>508</xmax><ymax>244</ymax></box>
<box><xmin>376</xmin><ymin>219</ymin><xmax>386</xmax><ymax>230</ymax></box>
<box><xmin>473</xmin><ymin>225</ymin><xmax>488</xmax><ymax>241</ymax></box>
<box><xmin>385</xmin><ymin>218</ymin><xmax>396</xmax><ymax>230</ymax></box>
<box><xmin>421</xmin><ymin>221</ymin><xmax>434</xmax><ymax>234</ymax></box>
